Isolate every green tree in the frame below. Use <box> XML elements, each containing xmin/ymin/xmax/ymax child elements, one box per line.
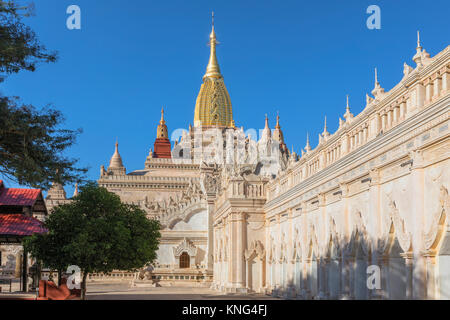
<box><xmin>24</xmin><ymin>183</ymin><xmax>161</xmax><ymax>299</ymax></box>
<box><xmin>0</xmin><ymin>1</ymin><xmax>86</xmax><ymax>189</ymax></box>
<box><xmin>0</xmin><ymin>1</ymin><xmax>56</xmax><ymax>77</ymax></box>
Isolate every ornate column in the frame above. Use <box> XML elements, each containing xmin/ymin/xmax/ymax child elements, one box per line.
<box><xmin>379</xmin><ymin>256</ymin><xmax>390</xmax><ymax>299</ymax></box>
<box><xmin>348</xmin><ymin>256</ymin><xmax>356</xmax><ymax>299</ymax></box>
<box><xmin>393</xmin><ymin>105</ymin><xmax>399</xmax><ymax>125</ymax></box>
<box><xmin>401</xmin><ymin>253</ymin><xmax>414</xmax><ymax>299</ymax></box>
<box><xmin>342</xmin><ymin>134</ymin><xmax>349</xmax><ymax>155</ymax></box>
<box><xmin>386</xmin><ymin>110</ymin><xmax>392</xmax><ymax>129</ymax></box>
<box><xmin>415</xmin><ymin>82</ymin><xmax>426</xmax><ymax>110</ymax></box>
<box><xmin>410</xmin><ymin>150</ymin><xmax>427</xmax><ymax>299</ymax></box>
<box><xmin>200</xmin><ymin>164</ymin><xmax>220</xmax><ymax>272</ymax></box>
<box><xmin>339</xmin><ymin>182</ymin><xmax>351</xmax><ymax>299</ymax></box>
<box><xmin>369</xmin><ymin>168</ymin><xmax>383</xmax><ymax>299</ymax></box>
<box><xmin>287</xmin><ymin>209</ymin><xmax>295</xmax><ymax>290</ymax></box>
<box><xmin>440</xmin><ymin>66</ymin><xmax>449</xmax><ymax>95</ymax></box>
<box><xmin>318</xmin><ymin>257</ymin><xmax>329</xmax><ymax>299</ymax></box>
<box><xmin>424</xmin><ymin>77</ymin><xmax>432</xmax><ymax>104</ymax></box>
<box><xmin>432</xmin><ymin>74</ymin><xmax>441</xmax><ymax>100</ymax></box>
<box><xmin>303</xmin><ymin>257</ymin><xmax>312</xmax><ymax>299</ymax></box>
<box><xmin>424</xmin><ymin>253</ymin><xmax>437</xmax><ymax>300</ymax></box>
<box><xmin>375</xmin><ymin>113</ymin><xmax>382</xmax><ymax>136</ymax></box>
<box><xmin>400</xmin><ymin>101</ymin><xmax>407</xmax><ymax>120</ymax></box>
<box><xmin>381</xmin><ymin>113</ymin><xmax>386</xmax><ymax>131</ymax></box>
<box><xmin>317</xmin><ymin>193</ymin><xmax>328</xmax><ymax>299</ymax></box>
<box><xmin>229</xmin><ymin>211</ymin><xmax>247</xmax><ymax>292</ymax></box>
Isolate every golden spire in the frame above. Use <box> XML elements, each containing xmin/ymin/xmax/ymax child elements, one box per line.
<box><xmin>160</xmin><ymin>107</ymin><xmax>166</xmax><ymax>125</ymax></box>
<box><xmin>204</xmin><ymin>11</ymin><xmax>222</xmax><ymax>79</ymax></box>
<box><xmin>157</xmin><ymin>107</ymin><xmax>169</xmax><ymax>139</ymax></box>
<box><xmin>273</xmin><ymin>111</ymin><xmax>285</xmax><ymax>148</ymax></box>
<box><xmin>194</xmin><ymin>13</ymin><xmax>233</xmax><ymax>128</ymax></box>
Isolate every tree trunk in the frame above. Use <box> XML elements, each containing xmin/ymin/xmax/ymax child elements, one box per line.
<box><xmin>81</xmin><ymin>272</ymin><xmax>88</xmax><ymax>300</ymax></box>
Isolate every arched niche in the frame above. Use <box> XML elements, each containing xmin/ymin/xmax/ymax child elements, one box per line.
<box><xmin>172</xmin><ymin>238</ymin><xmax>197</xmax><ymax>269</ymax></box>
<box><xmin>244</xmin><ymin>240</ymin><xmax>266</xmax><ymax>293</ymax></box>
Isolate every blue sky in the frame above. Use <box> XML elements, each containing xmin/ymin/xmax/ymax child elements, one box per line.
<box><xmin>2</xmin><ymin>0</ymin><xmax>449</xmax><ymax>195</ymax></box>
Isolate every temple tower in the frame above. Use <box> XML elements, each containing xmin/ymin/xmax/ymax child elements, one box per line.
<box><xmin>194</xmin><ymin>13</ymin><xmax>234</xmax><ymax>128</ymax></box>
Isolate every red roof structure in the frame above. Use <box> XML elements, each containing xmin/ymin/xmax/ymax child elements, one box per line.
<box><xmin>0</xmin><ymin>183</ymin><xmax>41</xmax><ymax>207</ymax></box>
<box><xmin>0</xmin><ymin>181</ymin><xmax>48</xmax><ymax>292</ymax></box>
<box><xmin>0</xmin><ymin>180</ymin><xmax>47</xmax><ymax>216</ymax></box>
<box><xmin>0</xmin><ymin>214</ymin><xmax>47</xmax><ymax>236</ymax></box>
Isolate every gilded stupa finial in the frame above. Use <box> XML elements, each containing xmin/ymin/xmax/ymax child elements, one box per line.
<box><xmin>194</xmin><ymin>13</ymin><xmax>234</xmax><ymax>128</ymax></box>
<box><xmin>160</xmin><ymin>106</ymin><xmax>166</xmax><ymax>125</ymax></box>
<box><xmin>204</xmin><ymin>11</ymin><xmax>221</xmax><ymax>79</ymax></box>
<box><xmin>275</xmin><ymin>111</ymin><xmax>281</xmax><ymax>129</ymax></box>
<box><xmin>157</xmin><ymin>107</ymin><xmax>168</xmax><ymax>139</ymax></box>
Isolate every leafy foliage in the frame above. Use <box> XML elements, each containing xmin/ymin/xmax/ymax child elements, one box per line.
<box><xmin>0</xmin><ymin>1</ymin><xmax>57</xmax><ymax>78</ymax></box>
<box><xmin>0</xmin><ymin>1</ymin><xmax>86</xmax><ymax>188</ymax></box>
<box><xmin>0</xmin><ymin>96</ymin><xmax>87</xmax><ymax>189</ymax></box>
<box><xmin>24</xmin><ymin>183</ymin><xmax>161</xmax><ymax>299</ymax></box>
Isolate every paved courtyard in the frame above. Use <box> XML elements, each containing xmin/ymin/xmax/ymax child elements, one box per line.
<box><xmin>86</xmin><ymin>282</ymin><xmax>280</xmax><ymax>300</ymax></box>
<box><xmin>1</xmin><ymin>280</ymin><xmax>281</xmax><ymax>300</ymax></box>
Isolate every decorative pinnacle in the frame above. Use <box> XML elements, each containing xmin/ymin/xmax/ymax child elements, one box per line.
<box><xmin>305</xmin><ymin>132</ymin><xmax>311</xmax><ymax>151</ymax></box>
<box><xmin>322</xmin><ymin>116</ymin><xmax>329</xmax><ymax>137</ymax></box>
<box><xmin>275</xmin><ymin>111</ymin><xmax>281</xmax><ymax>129</ymax></box>
<box><xmin>344</xmin><ymin>94</ymin><xmax>354</xmax><ymax>120</ymax></box>
<box><xmin>160</xmin><ymin>106</ymin><xmax>166</xmax><ymax>124</ymax></box>
<box><xmin>73</xmin><ymin>183</ymin><xmax>79</xmax><ymax>197</ymax></box>
<box><xmin>375</xmin><ymin>67</ymin><xmax>378</xmax><ymax>85</ymax></box>
<box><xmin>417</xmin><ymin>30</ymin><xmax>421</xmax><ymax>49</ymax></box>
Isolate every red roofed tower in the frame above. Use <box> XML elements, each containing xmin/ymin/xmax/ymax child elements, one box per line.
<box><xmin>153</xmin><ymin>107</ymin><xmax>172</xmax><ymax>158</ymax></box>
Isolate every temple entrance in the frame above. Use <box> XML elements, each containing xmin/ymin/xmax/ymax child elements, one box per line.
<box><xmin>179</xmin><ymin>252</ymin><xmax>190</xmax><ymax>269</ymax></box>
